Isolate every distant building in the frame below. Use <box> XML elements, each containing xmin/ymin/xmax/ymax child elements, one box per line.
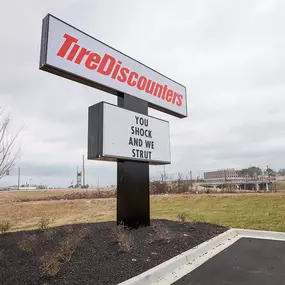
<box><xmin>203</xmin><ymin>168</ymin><xmax>273</xmax><ymax>191</ymax></box>
<box><xmin>204</xmin><ymin>169</ymin><xmax>245</xmax><ymax>183</ymax></box>
<box><xmin>276</xmin><ymin>175</ymin><xmax>285</xmax><ymax>181</ymax></box>
<box><xmin>11</xmin><ymin>186</ymin><xmax>37</xmax><ymax>190</ymax></box>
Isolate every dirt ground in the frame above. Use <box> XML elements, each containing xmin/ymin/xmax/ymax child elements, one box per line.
<box><xmin>0</xmin><ymin>220</ymin><xmax>227</xmax><ymax>285</ymax></box>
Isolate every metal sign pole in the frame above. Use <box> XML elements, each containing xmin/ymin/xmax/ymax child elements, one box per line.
<box><xmin>117</xmin><ymin>93</ymin><xmax>150</xmax><ymax>228</ymax></box>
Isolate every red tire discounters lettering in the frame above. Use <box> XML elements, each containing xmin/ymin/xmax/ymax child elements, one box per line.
<box><xmin>56</xmin><ymin>34</ymin><xmax>183</xmax><ymax>107</ymax></box>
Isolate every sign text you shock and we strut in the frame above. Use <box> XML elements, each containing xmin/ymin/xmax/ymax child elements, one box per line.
<box><xmin>129</xmin><ymin>116</ymin><xmax>155</xmax><ymax>160</ymax></box>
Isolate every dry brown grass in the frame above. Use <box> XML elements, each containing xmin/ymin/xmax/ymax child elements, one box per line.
<box><xmin>0</xmin><ymin>188</ymin><xmax>116</xmax><ymax>204</ymax></box>
<box><xmin>0</xmin><ymin>198</ymin><xmax>116</xmax><ymax>231</ymax></box>
<box><xmin>0</xmin><ymin>189</ymin><xmax>79</xmax><ymax>203</ymax></box>
<box><xmin>2</xmin><ymin>191</ymin><xmax>285</xmax><ymax>232</ymax></box>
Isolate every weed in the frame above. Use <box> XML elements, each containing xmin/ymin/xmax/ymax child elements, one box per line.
<box><xmin>58</xmin><ymin>238</ymin><xmax>77</xmax><ymax>263</ymax></box>
<box><xmin>112</xmin><ymin>225</ymin><xmax>134</xmax><ymax>252</ymax></box>
<box><xmin>58</xmin><ymin>227</ymin><xmax>88</xmax><ymax>263</ymax></box>
<box><xmin>153</xmin><ymin>221</ymin><xmax>169</xmax><ymax>241</ymax></box>
<box><xmin>37</xmin><ymin>217</ymin><xmax>50</xmax><ymax>230</ymax></box>
<box><xmin>40</xmin><ymin>252</ymin><xmax>61</xmax><ymax>277</ymax></box>
<box><xmin>0</xmin><ymin>220</ymin><xmax>11</xmax><ymax>234</ymax></box>
<box><xmin>40</xmin><ymin>239</ymin><xmax>75</xmax><ymax>277</ymax></box>
<box><xmin>40</xmin><ymin>225</ymin><xmax>90</xmax><ymax>277</ymax></box>
<box><xmin>177</xmin><ymin>212</ymin><xmax>188</xmax><ymax>223</ymax></box>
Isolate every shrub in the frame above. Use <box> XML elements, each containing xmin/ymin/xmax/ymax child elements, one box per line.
<box><xmin>18</xmin><ymin>234</ymin><xmax>37</xmax><ymax>252</ymax></box>
<box><xmin>0</xmin><ymin>220</ymin><xmax>11</xmax><ymax>234</ymax></box>
<box><xmin>41</xmin><ymin>239</ymin><xmax>73</xmax><ymax>276</ymax></box>
<box><xmin>174</xmin><ymin>173</ymin><xmax>189</xmax><ymax>193</ymax></box>
<box><xmin>37</xmin><ymin>217</ymin><xmax>50</xmax><ymax>230</ymax></box>
<box><xmin>40</xmin><ymin>225</ymin><xmax>90</xmax><ymax>277</ymax></box>
<box><xmin>59</xmin><ymin>226</ymin><xmax>90</xmax><ymax>261</ymax></box>
<box><xmin>150</xmin><ymin>181</ymin><xmax>169</xmax><ymax>195</ymax></box>
<box><xmin>41</xmin><ymin>252</ymin><xmax>61</xmax><ymax>277</ymax></box>
<box><xmin>112</xmin><ymin>225</ymin><xmax>134</xmax><ymax>252</ymax></box>
<box><xmin>177</xmin><ymin>212</ymin><xmax>188</xmax><ymax>223</ymax></box>
<box><xmin>152</xmin><ymin>221</ymin><xmax>169</xmax><ymax>241</ymax></box>
<box><xmin>58</xmin><ymin>238</ymin><xmax>77</xmax><ymax>263</ymax></box>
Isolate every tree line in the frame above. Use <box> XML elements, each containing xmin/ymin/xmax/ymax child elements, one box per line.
<box><xmin>238</xmin><ymin>166</ymin><xmax>276</xmax><ymax>180</ymax></box>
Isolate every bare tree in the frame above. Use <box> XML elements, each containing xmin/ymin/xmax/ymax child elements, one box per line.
<box><xmin>176</xmin><ymin>173</ymin><xmax>188</xmax><ymax>193</ymax></box>
<box><xmin>0</xmin><ymin>108</ymin><xmax>21</xmax><ymax>179</ymax></box>
<box><xmin>159</xmin><ymin>170</ymin><xmax>168</xmax><ymax>182</ymax></box>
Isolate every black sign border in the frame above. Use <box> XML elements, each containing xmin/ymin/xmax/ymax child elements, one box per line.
<box><xmin>88</xmin><ymin>102</ymin><xmax>171</xmax><ymax>165</ymax></box>
<box><xmin>40</xmin><ymin>14</ymin><xmax>188</xmax><ymax>119</ymax></box>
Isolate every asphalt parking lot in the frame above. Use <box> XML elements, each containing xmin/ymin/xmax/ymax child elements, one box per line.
<box><xmin>174</xmin><ymin>237</ymin><xmax>285</xmax><ymax>285</ymax></box>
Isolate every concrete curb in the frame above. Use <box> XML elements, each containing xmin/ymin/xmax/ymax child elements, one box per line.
<box><xmin>118</xmin><ymin>229</ymin><xmax>238</xmax><ymax>285</ymax></box>
<box><xmin>118</xmin><ymin>228</ymin><xmax>285</xmax><ymax>285</ymax></box>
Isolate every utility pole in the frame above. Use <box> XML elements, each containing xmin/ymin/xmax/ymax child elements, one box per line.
<box><xmin>97</xmin><ymin>177</ymin><xmax>99</xmax><ymax>189</ymax></box>
<box><xmin>164</xmin><ymin>166</ymin><xmax>166</xmax><ymax>182</ymax></box>
<box><xmin>190</xmin><ymin>171</ymin><xmax>193</xmax><ymax>192</ymax></box>
<box><xmin>267</xmin><ymin>165</ymin><xmax>271</xmax><ymax>191</ymax></box>
<box><xmin>160</xmin><ymin>171</ymin><xmax>164</xmax><ymax>182</ymax></box>
<box><xmin>17</xmin><ymin>167</ymin><xmax>20</xmax><ymax>190</ymax></box>
<box><xmin>267</xmin><ymin>165</ymin><xmax>271</xmax><ymax>184</ymax></box>
<box><xmin>82</xmin><ymin>154</ymin><xmax>85</xmax><ymax>187</ymax></box>
<box><xmin>76</xmin><ymin>165</ymin><xmax>78</xmax><ymax>188</ymax></box>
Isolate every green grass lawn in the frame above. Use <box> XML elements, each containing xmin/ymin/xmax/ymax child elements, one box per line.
<box><xmin>151</xmin><ymin>194</ymin><xmax>285</xmax><ymax>232</ymax></box>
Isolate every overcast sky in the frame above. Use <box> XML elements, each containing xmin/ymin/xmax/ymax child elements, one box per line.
<box><xmin>1</xmin><ymin>0</ymin><xmax>285</xmax><ymax>187</ymax></box>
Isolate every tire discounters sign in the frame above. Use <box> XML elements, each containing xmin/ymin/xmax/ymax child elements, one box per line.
<box><xmin>40</xmin><ymin>14</ymin><xmax>187</xmax><ymax>118</ymax></box>
<box><xmin>88</xmin><ymin>103</ymin><xmax>171</xmax><ymax>164</ymax></box>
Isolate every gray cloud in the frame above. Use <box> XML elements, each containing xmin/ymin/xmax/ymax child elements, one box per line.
<box><xmin>1</xmin><ymin>0</ymin><xmax>285</xmax><ymax>187</ymax></box>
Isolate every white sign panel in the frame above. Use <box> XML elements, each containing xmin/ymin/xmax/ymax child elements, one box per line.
<box><xmin>40</xmin><ymin>14</ymin><xmax>187</xmax><ymax>118</ymax></box>
<box><xmin>102</xmin><ymin>103</ymin><xmax>171</xmax><ymax>164</ymax></box>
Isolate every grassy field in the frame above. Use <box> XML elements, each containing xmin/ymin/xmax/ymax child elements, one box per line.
<box><xmin>0</xmin><ymin>188</ymin><xmax>114</xmax><ymax>203</ymax></box>
<box><xmin>1</xmin><ymin>190</ymin><xmax>285</xmax><ymax>232</ymax></box>
<box><xmin>152</xmin><ymin>194</ymin><xmax>285</xmax><ymax>232</ymax></box>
